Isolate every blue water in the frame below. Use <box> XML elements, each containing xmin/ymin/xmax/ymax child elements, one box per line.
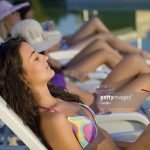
<box><xmin>56</xmin><ymin>13</ymin><xmax>83</xmax><ymax>35</ymax></box>
<box><xmin>130</xmin><ymin>35</ymin><xmax>150</xmax><ymax>51</ymax></box>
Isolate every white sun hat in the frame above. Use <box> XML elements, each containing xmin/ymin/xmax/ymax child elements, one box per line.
<box><xmin>11</xmin><ymin>19</ymin><xmax>62</xmax><ymax>53</ymax></box>
<box><xmin>0</xmin><ymin>0</ymin><xmax>30</xmax><ymax>20</ymax></box>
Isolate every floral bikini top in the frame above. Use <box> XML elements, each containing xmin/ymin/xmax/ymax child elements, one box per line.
<box><xmin>38</xmin><ymin>103</ymin><xmax>98</xmax><ymax>149</ymax></box>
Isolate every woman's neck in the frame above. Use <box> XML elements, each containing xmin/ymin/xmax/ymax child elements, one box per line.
<box><xmin>35</xmin><ymin>84</ymin><xmax>57</xmax><ymax>108</ymax></box>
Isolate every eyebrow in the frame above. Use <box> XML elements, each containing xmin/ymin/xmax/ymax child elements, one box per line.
<box><xmin>30</xmin><ymin>50</ymin><xmax>35</xmax><ymax>58</ymax></box>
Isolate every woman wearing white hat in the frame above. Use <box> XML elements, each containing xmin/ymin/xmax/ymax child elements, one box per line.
<box><xmin>0</xmin><ymin>0</ymin><xmax>29</xmax><ymax>40</ymax></box>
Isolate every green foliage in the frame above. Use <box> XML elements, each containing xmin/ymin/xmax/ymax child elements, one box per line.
<box><xmin>99</xmin><ymin>11</ymin><xmax>135</xmax><ymax>31</ymax></box>
<box><xmin>12</xmin><ymin>0</ymin><xmax>136</xmax><ymax>30</ymax></box>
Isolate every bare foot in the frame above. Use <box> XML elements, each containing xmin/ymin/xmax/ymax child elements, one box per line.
<box><xmin>63</xmin><ymin>70</ymin><xmax>89</xmax><ymax>82</ymax></box>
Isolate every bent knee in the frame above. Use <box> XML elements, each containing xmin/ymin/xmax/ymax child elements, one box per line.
<box><xmin>90</xmin><ymin>16</ymin><xmax>100</xmax><ymax>23</ymax></box>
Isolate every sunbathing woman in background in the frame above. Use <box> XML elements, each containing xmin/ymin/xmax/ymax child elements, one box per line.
<box><xmin>13</xmin><ymin>1</ymin><xmax>150</xmax><ymax>59</ymax></box>
<box><xmin>13</xmin><ymin>0</ymin><xmax>34</xmax><ymax>20</ymax></box>
<box><xmin>0</xmin><ymin>37</ymin><xmax>150</xmax><ymax>150</ymax></box>
<box><xmin>0</xmin><ymin>0</ymin><xmax>29</xmax><ymax>40</ymax></box>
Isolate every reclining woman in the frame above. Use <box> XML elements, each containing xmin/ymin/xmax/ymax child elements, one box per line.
<box><xmin>0</xmin><ymin>0</ymin><xmax>29</xmax><ymax>40</ymax></box>
<box><xmin>0</xmin><ymin>37</ymin><xmax>150</xmax><ymax>150</ymax></box>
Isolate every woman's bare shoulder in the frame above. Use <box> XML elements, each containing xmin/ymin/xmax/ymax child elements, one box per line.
<box><xmin>40</xmin><ymin>112</ymin><xmax>67</xmax><ymax>127</ymax></box>
<box><xmin>40</xmin><ymin>112</ymin><xmax>83</xmax><ymax>150</ymax></box>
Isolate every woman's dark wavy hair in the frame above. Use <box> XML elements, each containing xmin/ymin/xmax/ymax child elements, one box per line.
<box><xmin>0</xmin><ymin>36</ymin><xmax>82</xmax><ymax>149</ymax></box>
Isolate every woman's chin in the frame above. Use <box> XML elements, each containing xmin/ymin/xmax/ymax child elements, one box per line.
<box><xmin>49</xmin><ymin>70</ymin><xmax>55</xmax><ymax>79</ymax></box>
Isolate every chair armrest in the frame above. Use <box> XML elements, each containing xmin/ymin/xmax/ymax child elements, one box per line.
<box><xmin>95</xmin><ymin>112</ymin><xmax>149</xmax><ymax>133</ymax></box>
<box><xmin>96</xmin><ymin>112</ymin><xmax>150</xmax><ymax>126</ymax></box>
<box><xmin>111</xmin><ymin>130</ymin><xmax>143</xmax><ymax>142</ymax></box>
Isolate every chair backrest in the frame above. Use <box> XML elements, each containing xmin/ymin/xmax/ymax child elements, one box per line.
<box><xmin>0</xmin><ymin>96</ymin><xmax>47</xmax><ymax>150</ymax></box>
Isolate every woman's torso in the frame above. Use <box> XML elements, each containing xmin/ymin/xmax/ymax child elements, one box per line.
<box><xmin>39</xmin><ymin>100</ymin><xmax>116</xmax><ymax>150</ymax></box>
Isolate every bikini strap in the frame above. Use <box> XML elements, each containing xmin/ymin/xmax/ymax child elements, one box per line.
<box><xmin>79</xmin><ymin>103</ymin><xmax>96</xmax><ymax>118</ymax></box>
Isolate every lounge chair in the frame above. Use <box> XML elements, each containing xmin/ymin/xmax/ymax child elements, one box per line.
<box><xmin>0</xmin><ymin>96</ymin><xmax>47</xmax><ymax>150</ymax></box>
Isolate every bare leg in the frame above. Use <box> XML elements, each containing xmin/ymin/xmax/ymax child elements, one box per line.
<box><xmin>98</xmin><ymin>55</ymin><xmax>150</xmax><ymax>112</ymax></box>
<box><xmin>67</xmin><ymin>16</ymin><xmax>109</xmax><ymax>45</ymax></box>
<box><xmin>66</xmin><ymin>39</ymin><xmax>122</xmax><ymax>68</ymax></box>
<box><xmin>68</xmin><ymin>32</ymin><xmax>148</xmax><ymax>59</ymax></box>
<box><xmin>95</xmin><ymin>32</ymin><xmax>150</xmax><ymax>59</ymax></box>
<box><xmin>127</xmin><ymin>124</ymin><xmax>150</xmax><ymax>150</ymax></box>
<box><xmin>108</xmin><ymin>73</ymin><xmax>150</xmax><ymax>112</ymax></box>
<box><xmin>102</xmin><ymin>54</ymin><xmax>150</xmax><ymax>90</ymax></box>
<box><xmin>103</xmin><ymin>33</ymin><xmax>144</xmax><ymax>53</ymax></box>
<box><xmin>68</xmin><ymin>33</ymin><xmax>107</xmax><ymax>50</ymax></box>
<box><xmin>63</xmin><ymin>16</ymin><xmax>150</xmax><ymax>59</ymax></box>
<box><xmin>69</xmin><ymin>30</ymin><xmax>150</xmax><ymax>59</ymax></box>
<box><xmin>66</xmin><ymin>49</ymin><xmax>120</xmax><ymax>73</ymax></box>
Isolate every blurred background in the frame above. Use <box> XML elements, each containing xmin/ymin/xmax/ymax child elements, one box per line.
<box><xmin>9</xmin><ymin>0</ymin><xmax>150</xmax><ymax>49</ymax></box>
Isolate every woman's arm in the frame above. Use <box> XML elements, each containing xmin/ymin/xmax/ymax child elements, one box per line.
<box><xmin>127</xmin><ymin>124</ymin><xmax>150</xmax><ymax>150</ymax></box>
<box><xmin>40</xmin><ymin>112</ymin><xmax>83</xmax><ymax>150</ymax></box>
<box><xmin>116</xmin><ymin>124</ymin><xmax>150</xmax><ymax>150</ymax></box>
<box><xmin>115</xmin><ymin>141</ymin><xmax>133</xmax><ymax>149</ymax></box>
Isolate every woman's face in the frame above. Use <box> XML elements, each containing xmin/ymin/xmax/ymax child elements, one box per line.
<box><xmin>19</xmin><ymin>42</ymin><xmax>55</xmax><ymax>86</ymax></box>
<box><xmin>5</xmin><ymin>12</ymin><xmax>21</xmax><ymax>26</ymax></box>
